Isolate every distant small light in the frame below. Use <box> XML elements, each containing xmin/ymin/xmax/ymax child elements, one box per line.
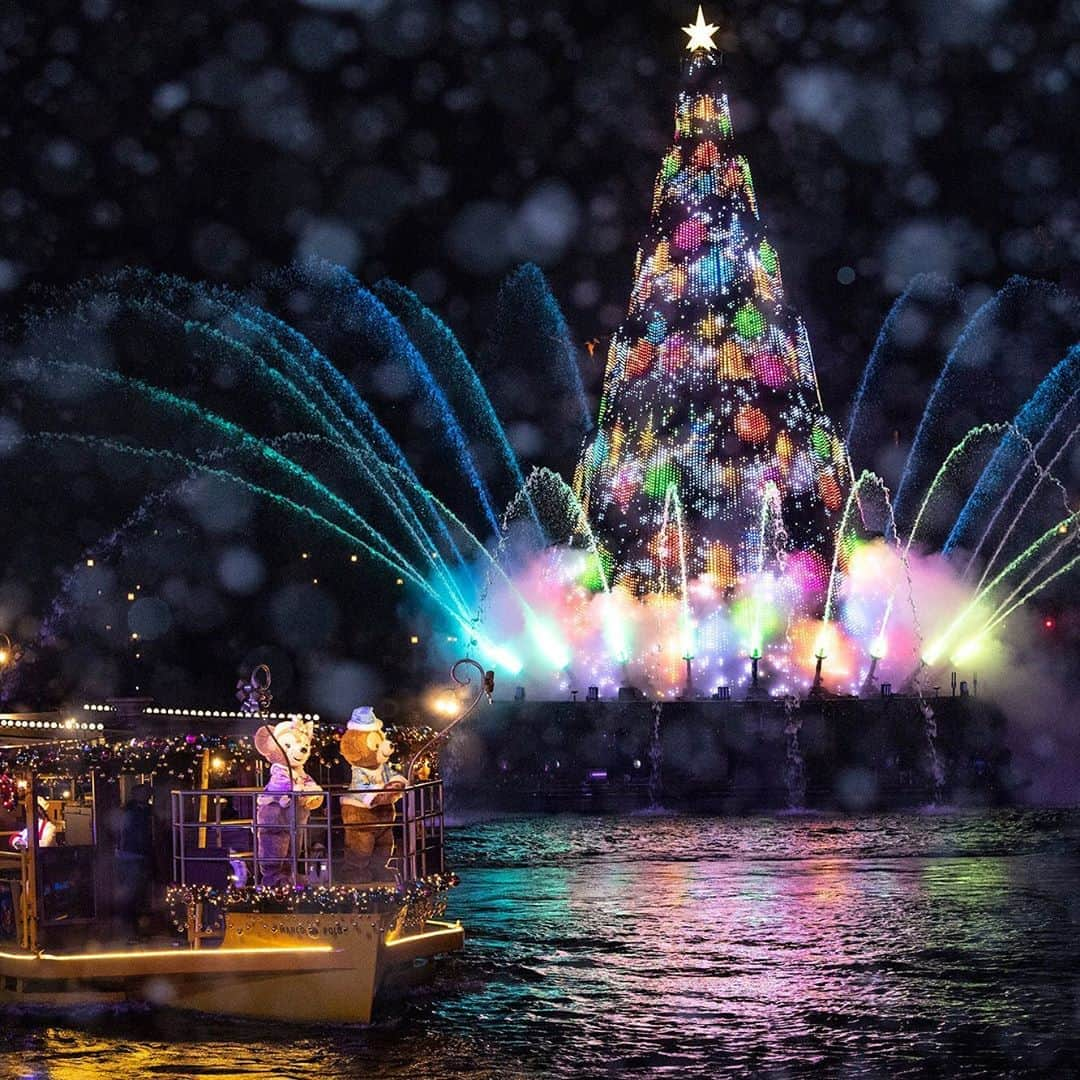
<box><xmin>350</xmin><ymin>554</ymin><xmax>359</xmax><ymax>563</ymax></box>
<box><xmin>127</xmin><ymin>592</ymin><xmax>136</xmax><ymax>602</ymax></box>
<box><xmin>395</xmin><ymin>578</ymin><xmax>404</xmax><ymax>586</ymax></box>
<box><xmin>301</xmin><ymin>552</ymin><xmax>310</xmax><ymax>559</ymax></box>
<box><xmin>410</xmin><ymin>635</ymin><xmax>420</xmax><ymax>645</ymax></box>
<box><xmin>131</xmin><ymin>633</ymin><xmax>139</xmax><ymax>640</ymax></box>
<box><xmin>86</xmin><ymin>558</ymin><xmax>95</xmax><ymax>567</ymax></box>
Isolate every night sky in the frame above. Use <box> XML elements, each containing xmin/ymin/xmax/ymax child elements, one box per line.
<box><xmin>5</xmin><ymin>0</ymin><xmax>1078</xmax><ymax>397</ymax></box>
<box><xmin>0</xmin><ymin>0</ymin><xmax>1077</xmax><ymax>710</ymax></box>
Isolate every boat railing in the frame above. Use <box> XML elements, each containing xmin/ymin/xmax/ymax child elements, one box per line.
<box><xmin>170</xmin><ymin>780</ymin><xmax>446</xmax><ymax>891</ymax></box>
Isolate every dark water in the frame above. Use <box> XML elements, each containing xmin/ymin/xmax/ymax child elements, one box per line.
<box><xmin>3</xmin><ymin>809</ymin><xmax>1080</xmax><ymax>1078</ymax></box>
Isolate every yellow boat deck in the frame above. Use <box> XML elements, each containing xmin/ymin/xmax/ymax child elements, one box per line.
<box><xmin>0</xmin><ymin>918</ymin><xmax>464</xmax><ymax>1022</ymax></box>
<box><xmin>0</xmin><ymin>940</ymin><xmax>351</xmax><ymax>979</ymax></box>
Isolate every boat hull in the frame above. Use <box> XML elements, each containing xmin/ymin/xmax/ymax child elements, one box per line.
<box><xmin>0</xmin><ymin>916</ymin><xmax>464</xmax><ymax>1024</ymax></box>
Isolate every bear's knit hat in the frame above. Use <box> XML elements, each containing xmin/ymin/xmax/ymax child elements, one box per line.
<box><xmin>348</xmin><ymin>706</ymin><xmax>381</xmax><ymax>731</ymax></box>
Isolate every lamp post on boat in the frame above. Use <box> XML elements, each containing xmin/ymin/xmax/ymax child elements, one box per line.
<box><xmin>408</xmin><ymin>658</ymin><xmax>494</xmax><ymax>782</ymax></box>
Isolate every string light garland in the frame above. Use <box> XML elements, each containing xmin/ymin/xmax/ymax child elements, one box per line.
<box><xmin>0</xmin><ymin>724</ymin><xmax>441</xmax><ymax>786</ymax></box>
<box><xmin>0</xmin><ymin>772</ymin><xmax>18</xmax><ymax>813</ymax></box>
<box><xmin>165</xmin><ymin>874</ymin><xmax>459</xmax><ymax>934</ymax></box>
<box><xmin>82</xmin><ymin>704</ymin><xmax>321</xmax><ymax>721</ymax></box>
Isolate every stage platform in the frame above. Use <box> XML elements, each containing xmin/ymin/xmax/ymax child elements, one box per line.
<box><xmin>442</xmin><ymin>693</ymin><xmax>1015</xmax><ymax>812</ymax></box>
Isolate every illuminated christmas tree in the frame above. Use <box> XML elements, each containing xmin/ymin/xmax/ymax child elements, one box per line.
<box><xmin>576</xmin><ymin>8</ymin><xmax>848</xmax><ymax>608</ymax></box>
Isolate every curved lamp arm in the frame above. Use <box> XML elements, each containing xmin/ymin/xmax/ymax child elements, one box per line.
<box><xmin>406</xmin><ymin>658</ymin><xmax>494</xmax><ymax>783</ymax></box>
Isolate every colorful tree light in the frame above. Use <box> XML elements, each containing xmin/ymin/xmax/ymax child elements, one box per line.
<box><xmin>576</xmin><ymin>38</ymin><xmax>848</xmax><ymax>603</ymax></box>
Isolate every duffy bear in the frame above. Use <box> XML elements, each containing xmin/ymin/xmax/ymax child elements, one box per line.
<box><xmin>339</xmin><ymin>707</ymin><xmax>407</xmax><ymax>883</ymax></box>
<box><xmin>254</xmin><ymin>718</ymin><xmax>324</xmax><ymax>886</ymax></box>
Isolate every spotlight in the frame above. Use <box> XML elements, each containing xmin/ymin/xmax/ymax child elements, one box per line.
<box><xmin>746</xmin><ymin>650</ymin><xmax>767</xmax><ymax>699</ymax></box>
<box><xmin>432</xmin><ymin>694</ymin><xmax>460</xmax><ymax>719</ymax></box>
<box><xmin>810</xmin><ymin>643</ymin><xmax>827</xmax><ymax>698</ymax></box>
<box><xmin>860</xmin><ymin>651</ymin><xmax>883</xmax><ymax>698</ymax></box>
<box><xmin>0</xmin><ymin>633</ymin><xmax>22</xmax><ymax>671</ymax></box>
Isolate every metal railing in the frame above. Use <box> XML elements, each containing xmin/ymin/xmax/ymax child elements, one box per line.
<box><xmin>170</xmin><ymin>780</ymin><xmax>446</xmax><ymax>890</ymax></box>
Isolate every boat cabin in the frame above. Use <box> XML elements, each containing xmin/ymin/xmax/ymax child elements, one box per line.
<box><xmin>0</xmin><ymin>697</ymin><xmax>453</xmax><ymax>954</ymax></box>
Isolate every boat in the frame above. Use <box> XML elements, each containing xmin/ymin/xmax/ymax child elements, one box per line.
<box><xmin>0</xmin><ymin>664</ymin><xmax>485</xmax><ymax>1023</ymax></box>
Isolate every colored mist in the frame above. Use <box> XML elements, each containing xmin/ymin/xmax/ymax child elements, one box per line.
<box><xmin>1</xmin><ymin>811</ymin><xmax>1078</xmax><ymax>1076</ymax></box>
<box><xmin>1</xmin><ymin>267</ymin><xmax>1078</xmax><ymax>711</ymax></box>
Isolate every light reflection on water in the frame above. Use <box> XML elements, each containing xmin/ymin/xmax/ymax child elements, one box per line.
<box><xmin>3</xmin><ymin>810</ymin><xmax>1079</xmax><ymax>1078</ymax></box>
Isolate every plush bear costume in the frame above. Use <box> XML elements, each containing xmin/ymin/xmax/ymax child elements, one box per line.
<box><xmin>339</xmin><ymin>707</ymin><xmax>407</xmax><ymax>883</ymax></box>
<box><xmin>254</xmin><ymin>718</ymin><xmax>324</xmax><ymax>886</ymax></box>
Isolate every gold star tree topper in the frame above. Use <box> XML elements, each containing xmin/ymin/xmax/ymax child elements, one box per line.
<box><xmin>683</xmin><ymin>5</ymin><xmax>719</xmax><ymax>52</ymax></box>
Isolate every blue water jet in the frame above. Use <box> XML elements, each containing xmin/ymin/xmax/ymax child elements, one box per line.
<box><xmin>946</xmin><ymin>345</ymin><xmax>1080</xmax><ymax>564</ymax></box>
<box><xmin>893</xmin><ymin>277</ymin><xmax>1080</xmax><ymax>533</ymax></box>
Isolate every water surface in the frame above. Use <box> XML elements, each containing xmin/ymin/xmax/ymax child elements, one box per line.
<box><xmin>3</xmin><ymin>809</ymin><xmax>1079</xmax><ymax>1077</ymax></box>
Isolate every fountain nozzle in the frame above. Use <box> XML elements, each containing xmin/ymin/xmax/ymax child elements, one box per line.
<box><xmin>860</xmin><ymin>655</ymin><xmax>880</xmax><ymax>698</ymax></box>
<box><xmin>810</xmin><ymin>650</ymin><xmax>827</xmax><ymax>698</ymax></box>
<box><xmin>746</xmin><ymin>649</ymin><xmax>767</xmax><ymax>699</ymax></box>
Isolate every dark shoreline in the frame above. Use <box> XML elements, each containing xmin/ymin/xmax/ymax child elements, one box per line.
<box><xmin>443</xmin><ymin>694</ymin><xmax>1015</xmax><ymax>814</ymax></box>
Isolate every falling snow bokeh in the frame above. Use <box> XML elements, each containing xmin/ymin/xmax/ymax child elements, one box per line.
<box><xmin>0</xmin><ymin>1</ymin><xmax>1077</xmax><ymax>796</ymax></box>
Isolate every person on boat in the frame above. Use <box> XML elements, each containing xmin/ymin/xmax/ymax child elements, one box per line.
<box><xmin>216</xmin><ymin>797</ymin><xmax>251</xmax><ymax>888</ymax></box>
<box><xmin>254</xmin><ymin>718</ymin><xmax>323</xmax><ymax>886</ymax></box>
<box><xmin>307</xmin><ymin>841</ymin><xmax>330</xmax><ymax>884</ymax></box>
<box><xmin>10</xmin><ymin>797</ymin><xmax>56</xmax><ymax>851</ymax></box>
<box><xmin>116</xmin><ymin>783</ymin><xmax>154</xmax><ymax>939</ymax></box>
<box><xmin>339</xmin><ymin>707</ymin><xmax>407</xmax><ymax>883</ymax></box>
